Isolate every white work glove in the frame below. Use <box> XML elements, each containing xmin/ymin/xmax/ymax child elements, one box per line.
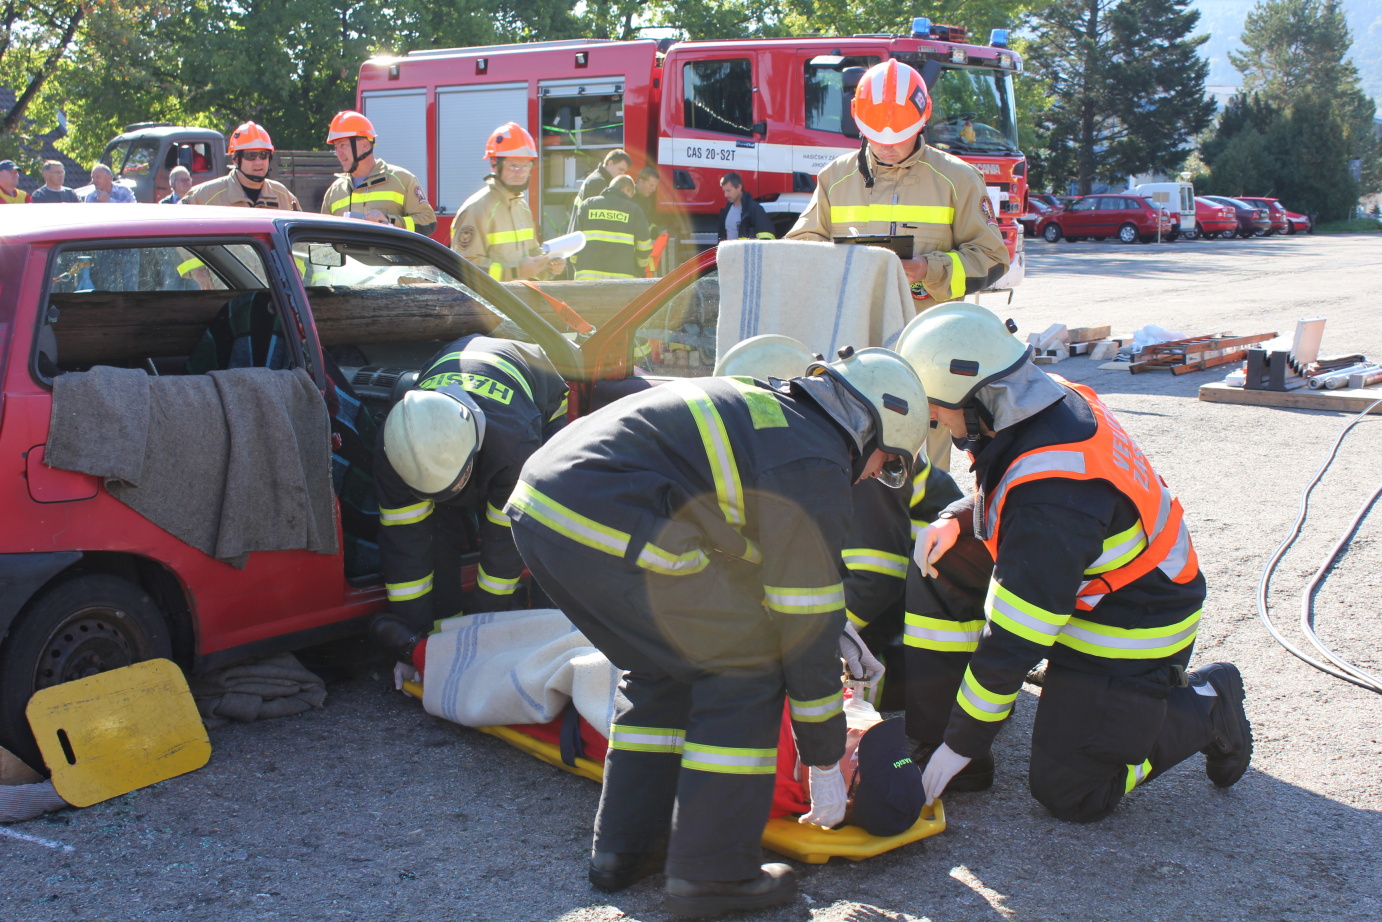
<box><xmin>920</xmin><ymin>742</ymin><xmax>972</xmax><ymax>805</ymax></box>
<box><xmin>913</xmin><ymin>516</ymin><xmax>961</xmax><ymax>578</ymax></box>
<box><xmin>840</xmin><ymin>622</ymin><xmax>885</xmax><ymax>687</ymax></box>
<box><xmin>799</xmin><ymin>764</ymin><xmax>847</xmax><ymax>828</ymax></box>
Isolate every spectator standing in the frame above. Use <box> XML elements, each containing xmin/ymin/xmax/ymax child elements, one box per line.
<box><xmin>160</xmin><ymin>166</ymin><xmax>193</xmax><ymax>204</ymax></box>
<box><xmin>573</xmin><ymin>175</ymin><xmax>652</xmax><ymax>280</ymax></box>
<box><xmin>0</xmin><ymin>160</ymin><xmax>32</xmax><ymax>204</ymax></box>
<box><xmin>717</xmin><ymin>172</ymin><xmax>774</xmax><ymax>241</ymax></box>
<box><xmin>31</xmin><ymin>161</ymin><xmax>78</xmax><ymax>203</ymax></box>
<box><xmin>83</xmin><ymin>164</ymin><xmax>136</xmax><ymax>203</ymax></box>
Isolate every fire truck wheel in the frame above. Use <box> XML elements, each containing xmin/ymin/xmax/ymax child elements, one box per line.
<box><xmin>1117</xmin><ymin>223</ymin><xmax>1140</xmax><ymax>244</ymax></box>
<box><xmin>0</xmin><ymin>573</ymin><xmax>172</xmax><ymax>771</ymax></box>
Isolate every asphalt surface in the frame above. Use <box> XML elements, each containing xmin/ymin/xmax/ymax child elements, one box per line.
<box><xmin>4</xmin><ymin>233</ymin><xmax>1381</xmax><ymax>922</ymax></box>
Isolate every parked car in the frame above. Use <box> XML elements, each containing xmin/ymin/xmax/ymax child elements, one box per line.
<box><xmin>1283</xmin><ymin>208</ymin><xmax>1313</xmax><ymax>234</ymax></box>
<box><xmin>1238</xmin><ymin>197</ymin><xmax>1290</xmax><ymax>235</ymax></box>
<box><xmin>1188</xmin><ymin>196</ymin><xmax>1240</xmax><ymax>240</ymax></box>
<box><xmin>0</xmin><ymin>204</ymin><xmax>673</xmax><ymax>766</ymax></box>
<box><xmin>1038</xmin><ymin>193</ymin><xmax>1175</xmax><ymax>244</ymax></box>
<box><xmin>1029</xmin><ymin>193</ymin><xmax>1065</xmax><ymax>212</ymax></box>
<box><xmin>1201</xmin><ymin>195</ymin><xmax>1272</xmax><ymax>238</ymax></box>
<box><xmin>1019</xmin><ymin>199</ymin><xmax>1052</xmax><ymax>237</ymax></box>
<box><xmin>1132</xmin><ymin>182</ymin><xmax>1197</xmax><ymax>238</ymax></box>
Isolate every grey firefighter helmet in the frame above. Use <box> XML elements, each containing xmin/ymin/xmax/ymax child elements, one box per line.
<box><xmin>383</xmin><ymin>388</ymin><xmax>487</xmax><ymax>497</ymax></box>
<box><xmin>713</xmin><ymin>333</ymin><xmax>817</xmax><ymax>380</ymax></box>
<box><xmin>896</xmin><ymin>303</ymin><xmax>1029</xmax><ymax>409</ymax></box>
<box><xmin>806</xmin><ymin>346</ymin><xmax>928</xmax><ymax>488</ymax></box>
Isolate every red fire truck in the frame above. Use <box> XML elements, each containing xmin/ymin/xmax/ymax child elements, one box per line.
<box><xmin>356</xmin><ymin>18</ymin><xmax>1026</xmax><ymax>285</ymax></box>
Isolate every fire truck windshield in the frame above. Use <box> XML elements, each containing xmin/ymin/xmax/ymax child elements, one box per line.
<box><xmin>924</xmin><ymin>66</ymin><xmax>1019</xmax><ymax>154</ymax></box>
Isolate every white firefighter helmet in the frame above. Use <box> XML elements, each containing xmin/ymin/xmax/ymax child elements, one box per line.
<box><xmin>383</xmin><ymin>389</ymin><xmax>485</xmax><ymax>496</ymax></box>
<box><xmin>713</xmin><ymin>334</ymin><xmax>816</xmax><ymax>380</ymax></box>
<box><xmin>807</xmin><ymin>346</ymin><xmax>928</xmax><ymax>488</ymax></box>
<box><xmin>896</xmin><ymin>304</ymin><xmax>1029</xmax><ymax>408</ymax></box>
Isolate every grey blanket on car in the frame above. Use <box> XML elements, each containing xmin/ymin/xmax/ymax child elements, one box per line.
<box><xmin>46</xmin><ymin>365</ymin><xmax>338</xmax><ymax>567</ymax></box>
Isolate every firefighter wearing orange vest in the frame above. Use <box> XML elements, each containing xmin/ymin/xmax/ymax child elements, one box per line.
<box><xmin>450</xmin><ymin>123</ymin><xmax>564</xmax><ymax>282</ymax></box>
<box><xmin>785</xmin><ymin>60</ymin><xmax>1008</xmax><ymax>308</ymax></box>
<box><xmin>895</xmin><ymin>304</ymin><xmax>1252</xmax><ymax>823</ymax></box>
<box><xmin>322</xmin><ymin>111</ymin><xmax>437</xmax><ymax>236</ymax></box>
<box><xmin>182</xmin><ymin>122</ymin><xmax>302</xmax><ymax>210</ymax></box>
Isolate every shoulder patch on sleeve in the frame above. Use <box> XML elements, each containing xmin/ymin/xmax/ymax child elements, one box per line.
<box><xmin>457</xmin><ymin>225</ymin><xmax>476</xmax><ymax>249</ymax></box>
<box><xmin>979</xmin><ymin>195</ymin><xmax>998</xmax><ymax>226</ymax></box>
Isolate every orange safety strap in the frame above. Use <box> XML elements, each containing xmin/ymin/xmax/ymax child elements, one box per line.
<box><xmin>646</xmin><ymin>231</ymin><xmax>669</xmax><ymax>278</ymax></box>
<box><xmin>519</xmin><ymin>280</ymin><xmax>596</xmax><ymax>335</ymax></box>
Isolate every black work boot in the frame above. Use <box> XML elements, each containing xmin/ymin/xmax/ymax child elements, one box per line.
<box><xmin>664</xmin><ymin>864</ymin><xmax>797</xmax><ymax>919</ymax></box>
<box><xmin>1191</xmin><ymin>662</ymin><xmax>1253</xmax><ymax>787</ymax></box>
<box><xmin>368</xmin><ymin>615</ymin><xmax>422</xmax><ymax>664</ymax></box>
<box><xmin>912</xmin><ymin>744</ymin><xmax>995</xmax><ymax>793</ymax></box>
<box><xmin>588</xmin><ymin>849</ymin><xmax>666</xmax><ymax>892</ymax></box>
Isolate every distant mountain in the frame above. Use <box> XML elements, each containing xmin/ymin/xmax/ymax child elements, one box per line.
<box><xmin>1189</xmin><ymin>0</ymin><xmax>1382</xmax><ymax>111</ymax></box>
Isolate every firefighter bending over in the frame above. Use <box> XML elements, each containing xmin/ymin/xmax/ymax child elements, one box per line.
<box><xmin>573</xmin><ymin>174</ymin><xmax>652</xmax><ymax>280</ymax></box>
<box><xmin>322</xmin><ymin>111</ymin><xmax>437</xmax><ymax>236</ymax></box>
<box><xmin>507</xmin><ymin>348</ymin><xmax>927</xmax><ymax>918</ymax></box>
<box><xmin>896</xmin><ymin>304</ymin><xmax>1252</xmax><ymax>822</ymax></box>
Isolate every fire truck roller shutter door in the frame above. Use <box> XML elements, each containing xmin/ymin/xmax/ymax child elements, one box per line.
<box><xmin>436</xmin><ymin>83</ymin><xmax>528</xmax><ymax>218</ymax></box>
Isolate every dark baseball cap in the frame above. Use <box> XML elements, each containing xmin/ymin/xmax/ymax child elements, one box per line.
<box><xmin>0</xmin><ymin>160</ymin><xmax>17</xmax><ymax>172</ymax></box>
<box><xmin>850</xmin><ymin>716</ymin><xmax>926</xmax><ymax>837</ymax></box>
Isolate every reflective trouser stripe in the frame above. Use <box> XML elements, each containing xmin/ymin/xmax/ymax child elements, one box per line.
<box><xmin>789</xmin><ymin>690</ymin><xmax>843</xmax><ymax>723</ymax></box>
<box><xmin>1056</xmin><ymin>609</ymin><xmax>1201</xmax><ymax>659</ymax></box>
<box><xmin>488</xmin><ymin>261</ymin><xmax>504</xmax><ymax>280</ymax></box>
<box><xmin>842</xmin><ymin>548</ymin><xmax>908</xmax><ymax>578</ymax></box>
<box><xmin>830</xmin><ymin>204</ymin><xmax>955</xmax><ymax>224</ymax></box>
<box><xmin>664</xmin><ymin>381</ymin><xmax>745</xmax><ymax>529</ymax></box>
<box><xmin>386</xmin><ymin>573</ymin><xmax>433</xmax><ymax>602</ymax></box>
<box><xmin>763</xmin><ymin>583</ymin><xmax>846</xmax><ymax>615</ymax></box>
<box><xmin>476</xmin><ymin>566</ymin><xmax>520</xmax><ymax>596</ymax></box>
<box><xmin>682</xmin><ymin>742</ymin><xmax>777</xmax><ymax>774</ymax></box>
<box><xmin>1125</xmin><ymin>759</ymin><xmax>1152</xmax><ymax>793</ymax></box>
<box><xmin>574</xmin><ymin>269</ymin><xmax>639</xmax><ymax>280</ymax></box>
<box><xmin>904</xmin><ymin>612</ymin><xmax>984</xmax><ymax>652</ymax></box>
<box><xmin>956</xmin><ymin>665</ymin><xmax>1017</xmax><ymax>723</ymax></box>
<box><xmin>947</xmin><ymin>251</ymin><xmax>965</xmax><ymax>299</ymax></box>
<box><xmin>1085</xmin><ymin>522</ymin><xmax>1148</xmax><ymax>575</ymax></box>
<box><xmin>635</xmin><ymin>542</ymin><xmax>711</xmax><ymax>575</ymax></box>
<box><xmin>485</xmin><ymin>503</ymin><xmax>511</xmax><ymax>527</ymax></box>
<box><xmin>429</xmin><ymin>350</ymin><xmax>534</xmax><ymax>401</ymax></box>
<box><xmin>754</xmin><ymin>232</ymin><xmax>774</xmax><ymax>239</ymax></box>
<box><xmin>609</xmin><ymin>724</ymin><xmax>686</xmax><ymax>754</ymax></box>
<box><xmin>380</xmin><ymin>500</ymin><xmax>434</xmax><ymax>526</ymax></box>
<box><xmin>583</xmin><ymin>230</ymin><xmax>635</xmax><ymax>245</ymax></box>
<box><xmin>986</xmin><ymin>578</ymin><xmax>1069</xmax><ymax>647</ymax></box>
<box><xmin>487</xmin><ymin>228</ymin><xmax>535</xmax><ymax>245</ymax></box>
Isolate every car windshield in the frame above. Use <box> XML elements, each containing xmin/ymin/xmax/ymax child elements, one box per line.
<box><xmin>922</xmin><ymin>65</ymin><xmax>1020</xmax><ymax>153</ymax></box>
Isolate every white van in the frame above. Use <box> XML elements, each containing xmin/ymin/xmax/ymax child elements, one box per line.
<box><xmin>1133</xmin><ymin>182</ymin><xmax>1196</xmax><ymax>236</ymax></box>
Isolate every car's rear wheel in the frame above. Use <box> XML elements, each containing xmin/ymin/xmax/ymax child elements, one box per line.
<box><xmin>1118</xmin><ymin>223</ymin><xmax>1139</xmax><ymax>244</ymax></box>
<box><xmin>0</xmin><ymin>573</ymin><xmax>172</xmax><ymax>770</ymax></box>
<box><xmin>1220</xmin><ymin>229</ymin><xmax>1237</xmax><ymax>239</ymax></box>
<box><xmin>1043</xmin><ymin>223</ymin><xmax>1062</xmax><ymax>243</ymax></box>
<box><xmin>1285</xmin><ymin>221</ymin><xmax>1297</xmax><ymax>235</ymax></box>
<box><xmin>1186</xmin><ymin>225</ymin><xmax>1202</xmax><ymax>240</ymax></box>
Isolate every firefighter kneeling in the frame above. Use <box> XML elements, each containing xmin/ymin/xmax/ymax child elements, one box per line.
<box><xmin>896</xmin><ymin>304</ymin><xmax>1252</xmax><ymax>822</ymax></box>
<box><xmin>507</xmin><ymin>349</ymin><xmax>927</xmax><ymax>918</ymax></box>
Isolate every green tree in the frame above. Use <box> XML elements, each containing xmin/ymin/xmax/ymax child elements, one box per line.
<box><xmin>0</xmin><ymin>0</ymin><xmax>89</xmax><ymax>161</ymax></box>
<box><xmin>1025</xmin><ymin>0</ymin><xmax>1213</xmax><ymax>194</ymax></box>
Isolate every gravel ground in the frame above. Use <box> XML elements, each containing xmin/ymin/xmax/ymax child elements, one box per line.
<box><xmin>5</xmin><ymin>234</ymin><xmax>1381</xmax><ymax>922</ymax></box>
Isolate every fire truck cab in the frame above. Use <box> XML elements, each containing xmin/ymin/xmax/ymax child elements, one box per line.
<box><xmin>357</xmin><ymin>19</ymin><xmax>1025</xmax><ymax>284</ymax></box>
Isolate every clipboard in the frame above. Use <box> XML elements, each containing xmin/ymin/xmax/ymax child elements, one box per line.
<box><xmin>831</xmin><ymin>234</ymin><xmax>915</xmax><ymax>260</ymax></box>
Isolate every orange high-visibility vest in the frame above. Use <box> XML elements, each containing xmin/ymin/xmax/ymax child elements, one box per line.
<box><xmin>978</xmin><ymin>377</ymin><xmax>1198</xmax><ymax>611</ymax></box>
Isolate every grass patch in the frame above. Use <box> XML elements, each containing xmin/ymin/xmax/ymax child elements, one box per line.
<box><xmin>1313</xmin><ymin>217</ymin><xmax>1382</xmax><ymax>234</ymax></box>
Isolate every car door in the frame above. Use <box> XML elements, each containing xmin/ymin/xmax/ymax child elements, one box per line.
<box><xmin>1062</xmin><ymin>197</ymin><xmax>1098</xmax><ymax>235</ymax></box>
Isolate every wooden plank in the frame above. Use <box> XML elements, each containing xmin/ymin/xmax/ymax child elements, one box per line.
<box><xmin>1067</xmin><ymin>325</ymin><xmax>1111</xmax><ymax>344</ymax></box>
<box><xmin>1199</xmin><ymin>381</ymin><xmax>1382</xmax><ymax>413</ymax></box>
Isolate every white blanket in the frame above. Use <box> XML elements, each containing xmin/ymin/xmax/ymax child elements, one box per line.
<box><xmin>421</xmin><ymin>609</ymin><xmax>621</xmax><ymax>736</ymax></box>
<box><xmin>715</xmin><ymin>239</ymin><xmax>914</xmax><ymax>361</ymax></box>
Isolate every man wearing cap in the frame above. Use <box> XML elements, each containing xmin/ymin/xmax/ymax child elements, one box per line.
<box><xmin>506</xmin><ymin>348</ymin><xmax>927</xmax><ymax>918</ymax></box>
<box><xmin>368</xmin><ymin>334</ymin><xmax>569</xmax><ymax>658</ymax></box>
<box><xmin>183</xmin><ymin>122</ymin><xmax>302</xmax><ymax>210</ymax></box>
<box><xmin>896</xmin><ymin>303</ymin><xmax>1252</xmax><ymax>823</ymax></box>
<box><xmin>321</xmin><ymin>110</ymin><xmax>437</xmax><ymax>236</ymax></box>
<box><xmin>0</xmin><ymin>160</ymin><xmax>32</xmax><ymax>204</ymax></box>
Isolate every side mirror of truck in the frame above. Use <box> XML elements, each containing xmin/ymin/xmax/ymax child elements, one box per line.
<box><xmin>840</xmin><ymin>66</ymin><xmax>865</xmax><ymax>140</ymax></box>
<box><xmin>750</xmin><ymin>121</ymin><xmax>767</xmax><ymax>137</ymax></box>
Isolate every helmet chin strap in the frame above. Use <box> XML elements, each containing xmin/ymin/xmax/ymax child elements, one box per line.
<box><xmin>958</xmin><ymin>401</ymin><xmax>995</xmax><ymax>454</ymax></box>
<box><xmin>492</xmin><ymin>158</ymin><xmax>528</xmax><ymax>194</ymax></box>
<box><xmin>233</xmin><ymin>152</ymin><xmax>269</xmax><ymax>187</ymax></box>
<box><xmin>348</xmin><ymin>138</ymin><xmax>374</xmax><ymax>174</ymax></box>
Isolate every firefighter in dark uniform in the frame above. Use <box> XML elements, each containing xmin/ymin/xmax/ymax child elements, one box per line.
<box><xmin>896</xmin><ymin>304</ymin><xmax>1253</xmax><ymax>822</ymax></box>
<box><xmin>507</xmin><ymin>348</ymin><xmax>928</xmax><ymax>918</ymax></box>
<box><xmin>573</xmin><ymin>174</ymin><xmax>653</xmax><ymax>280</ymax></box>
<box><xmin>369</xmin><ymin>335</ymin><xmax>568</xmax><ymax>652</ymax></box>
<box><xmin>713</xmin><ymin>334</ymin><xmax>963</xmax><ymax>709</ymax></box>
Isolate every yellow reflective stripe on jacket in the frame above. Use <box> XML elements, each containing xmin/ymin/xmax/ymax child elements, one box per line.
<box><xmin>380</xmin><ymin>500</ymin><xmax>435</xmax><ymax>526</ymax></box>
<box><xmin>550</xmin><ymin>393</ymin><xmax>569</xmax><ymax>422</ymax></box>
<box><xmin>664</xmin><ymin>380</ymin><xmax>745</xmax><ymax>529</ymax></box>
<box><xmin>723</xmin><ymin>377</ymin><xmax>789</xmax><ymax>429</ymax></box>
<box><xmin>609</xmin><ymin>724</ymin><xmax>685</xmax><ymax>754</ymax></box>
<box><xmin>754</xmin><ymin>231</ymin><xmax>775</xmax><ymax>239</ymax></box>
<box><xmin>956</xmin><ymin>665</ymin><xmax>1017</xmax><ymax>723</ymax></box>
<box><xmin>947</xmin><ymin>251</ymin><xmax>965</xmax><ymax>300</ymax></box>
<box><xmin>1056</xmin><ymin>609</ymin><xmax>1201</xmax><ymax>660</ymax></box>
<box><xmin>177</xmin><ymin>256</ymin><xmax>205</xmax><ymax>276</ymax></box>
<box><xmin>583</xmin><ymin>229</ymin><xmax>636</xmax><ymax>245</ymax></box>
<box><xmin>682</xmin><ymin>742</ymin><xmax>777</xmax><ymax>775</ymax></box>
<box><xmin>574</xmin><ymin>268</ymin><xmax>639</xmax><ymax>280</ymax></box>
<box><xmin>635</xmin><ymin>542</ymin><xmax>710</xmax><ymax>576</ymax></box>
<box><xmin>788</xmin><ymin>690</ymin><xmax>843</xmax><ymax>723</ymax></box>
<box><xmin>487</xmin><ymin>227</ymin><xmax>536</xmax><ymax>245</ymax></box>
<box><xmin>763</xmin><ymin>583</ymin><xmax>846</xmax><ymax>615</ymax></box>
<box><xmin>430</xmin><ymin>350</ymin><xmax>534</xmax><ymax>402</ymax></box>
<box><xmin>1086</xmin><ymin>522</ymin><xmax>1148</xmax><ymax>575</ymax></box>
<box><xmin>1125</xmin><ymin>758</ymin><xmax>1152</xmax><ymax>793</ymax></box>
<box><xmin>909</xmin><ymin>463</ymin><xmax>930</xmax><ymax>509</ymax></box>
<box><xmin>485</xmin><ymin>503</ymin><xmax>511</xmax><ymax>527</ymax></box>
<box><xmin>488</xmin><ymin>261</ymin><xmax>504</xmax><ymax>280</ymax></box>
<box><xmin>904</xmin><ymin>611</ymin><xmax>984</xmax><ymax>652</ymax></box>
<box><xmin>397</xmin><ymin>215</ymin><xmax>416</xmax><ymax>232</ymax></box>
<box><xmin>385</xmin><ymin>573</ymin><xmax>433</xmax><ymax>602</ymax></box>
<box><xmin>986</xmin><ymin>579</ymin><xmax>1069</xmax><ymax>647</ymax></box>
<box><xmin>846</xmin><ymin>609</ymin><xmax>869</xmax><ymax>629</ymax></box>
<box><xmin>476</xmin><ymin>565</ymin><xmax>520</xmax><ymax>596</ymax></box>
<box><xmin>830</xmin><ymin>203</ymin><xmax>956</xmax><ymax>225</ymax></box>
<box><xmin>842</xmin><ymin>548</ymin><xmax>909</xmax><ymax>578</ymax></box>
